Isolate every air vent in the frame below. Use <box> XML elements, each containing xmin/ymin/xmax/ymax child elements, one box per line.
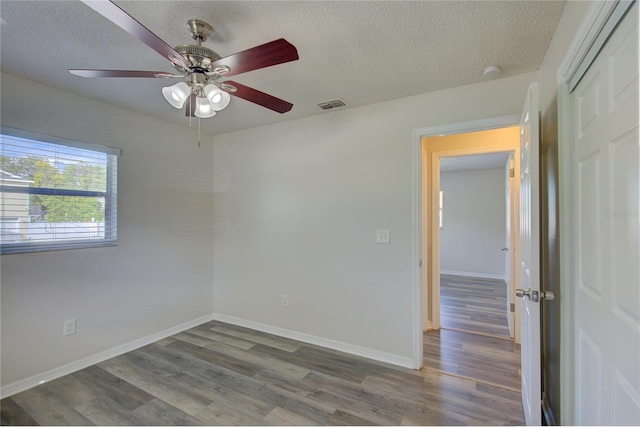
<box><xmin>317</xmin><ymin>99</ymin><xmax>346</xmax><ymax>110</ymax></box>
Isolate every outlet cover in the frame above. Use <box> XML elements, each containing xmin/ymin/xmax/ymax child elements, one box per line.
<box><xmin>376</xmin><ymin>229</ymin><xmax>390</xmax><ymax>244</ymax></box>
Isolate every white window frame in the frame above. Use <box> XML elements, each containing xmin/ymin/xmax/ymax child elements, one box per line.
<box><xmin>0</xmin><ymin>126</ymin><xmax>120</xmax><ymax>254</ymax></box>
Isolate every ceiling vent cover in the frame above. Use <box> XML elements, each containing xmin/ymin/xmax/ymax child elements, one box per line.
<box><xmin>317</xmin><ymin>99</ymin><xmax>346</xmax><ymax>110</ymax></box>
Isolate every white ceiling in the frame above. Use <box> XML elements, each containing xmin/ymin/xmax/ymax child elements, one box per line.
<box><xmin>440</xmin><ymin>152</ymin><xmax>511</xmax><ymax>172</ymax></box>
<box><xmin>0</xmin><ymin>1</ymin><xmax>565</xmax><ymax>135</ymax></box>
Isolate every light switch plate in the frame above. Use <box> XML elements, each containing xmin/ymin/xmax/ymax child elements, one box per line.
<box><xmin>63</xmin><ymin>318</ymin><xmax>76</xmax><ymax>336</ymax></box>
<box><xmin>376</xmin><ymin>229</ymin><xmax>390</xmax><ymax>244</ymax></box>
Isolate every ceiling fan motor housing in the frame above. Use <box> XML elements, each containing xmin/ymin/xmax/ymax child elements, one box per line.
<box><xmin>173</xmin><ymin>44</ymin><xmax>222</xmax><ymax>72</ymax></box>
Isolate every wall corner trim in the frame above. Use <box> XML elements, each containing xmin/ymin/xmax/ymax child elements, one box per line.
<box><xmin>212</xmin><ymin>313</ymin><xmax>418</xmax><ymax>369</ymax></box>
<box><xmin>0</xmin><ymin>313</ymin><xmax>215</xmax><ymax>399</ymax></box>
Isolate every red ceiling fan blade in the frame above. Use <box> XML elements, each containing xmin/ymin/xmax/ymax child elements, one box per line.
<box><xmin>223</xmin><ymin>81</ymin><xmax>293</xmax><ymax>114</ymax></box>
<box><xmin>211</xmin><ymin>39</ymin><xmax>298</xmax><ymax>77</ymax></box>
<box><xmin>69</xmin><ymin>69</ymin><xmax>184</xmax><ymax>78</ymax></box>
<box><xmin>80</xmin><ymin>0</ymin><xmax>191</xmax><ymax>70</ymax></box>
<box><xmin>185</xmin><ymin>93</ymin><xmax>197</xmax><ymax>117</ymax></box>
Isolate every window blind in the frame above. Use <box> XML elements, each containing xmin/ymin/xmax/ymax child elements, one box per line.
<box><xmin>0</xmin><ymin>127</ymin><xmax>119</xmax><ymax>254</ymax></box>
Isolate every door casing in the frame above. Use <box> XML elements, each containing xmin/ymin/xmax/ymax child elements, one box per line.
<box><xmin>411</xmin><ymin>115</ymin><xmax>521</xmax><ymax>367</ymax></box>
<box><xmin>424</xmin><ymin>132</ymin><xmax>520</xmax><ymax>340</ymax></box>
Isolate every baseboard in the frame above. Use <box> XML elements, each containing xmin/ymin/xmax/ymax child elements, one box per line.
<box><xmin>212</xmin><ymin>313</ymin><xmax>416</xmax><ymax>369</ymax></box>
<box><xmin>440</xmin><ymin>270</ymin><xmax>506</xmax><ymax>281</ymax></box>
<box><xmin>0</xmin><ymin>313</ymin><xmax>215</xmax><ymax>399</ymax></box>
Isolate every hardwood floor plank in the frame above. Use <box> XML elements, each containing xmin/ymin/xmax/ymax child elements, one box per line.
<box><xmin>210</xmin><ymin>324</ymin><xmax>301</xmax><ymax>352</ymax></box>
<box><xmin>175</xmin><ymin>331</ymin><xmax>311</xmax><ymax>380</ymax></box>
<box><xmin>188</xmin><ymin>325</ymin><xmax>257</xmax><ymax>350</ymax></box>
<box><xmin>301</xmin><ymin>370</ymin><xmax>426</xmax><ymax>425</ymax></box>
<box><xmin>10</xmin><ymin>388</ymin><xmax>94</xmax><ymax>426</ymax></box>
<box><xmin>262</xmin><ymin>406</ymin><xmax>320</xmax><ymax>426</ymax></box>
<box><xmin>98</xmin><ymin>354</ymin><xmax>213</xmax><ymax>415</ymax></box>
<box><xmin>74</xmin><ymin>396</ymin><xmax>147</xmax><ymax>426</ymax></box>
<box><xmin>131</xmin><ymin>398</ymin><xmax>206</xmax><ymax>425</ymax></box>
<box><xmin>0</xmin><ymin>397</ymin><xmax>39</xmax><ymax>426</ymax></box>
<box><xmin>249</xmin><ymin>343</ymin><xmax>367</xmax><ymax>384</ymax></box>
<box><xmin>136</xmin><ymin>341</ymin><xmax>297</xmax><ymax>420</ymax></box>
<box><xmin>189</xmin><ymin>400</ymin><xmax>263</xmax><ymax>426</ymax></box>
<box><xmin>166</xmin><ymin>338</ymin><xmax>264</xmax><ymax>378</ymax></box>
<box><xmin>268</xmin><ymin>385</ymin><xmax>336</xmax><ymax>425</ymax></box>
<box><xmin>328</xmin><ymin>409</ymin><xmax>379</xmax><ymax>426</ymax></box>
<box><xmin>71</xmin><ymin>365</ymin><xmax>155</xmax><ymax>411</ymax></box>
<box><xmin>423</xmin><ymin>329</ymin><xmax>521</xmax><ymax>391</ymax></box>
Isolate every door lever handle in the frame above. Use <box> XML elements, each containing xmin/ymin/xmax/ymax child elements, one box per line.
<box><xmin>516</xmin><ymin>288</ymin><xmax>537</xmax><ymax>301</ymax></box>
<box><xmin>516</xmin><ymin>288</ymin><xmax>555</xmax><ymax>303</ymax></box>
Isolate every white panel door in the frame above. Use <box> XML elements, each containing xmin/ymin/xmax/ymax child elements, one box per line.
<box><xmin>572</xmin><ymin>4</ymin><xmax>639</xmax><ymax>425</ymax></box>
<box><xmin>519</xmin><ymin>82</ymin><xmax>541</xmax><ymax>426</ymax></box>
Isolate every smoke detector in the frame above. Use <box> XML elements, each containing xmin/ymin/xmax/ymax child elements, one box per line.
<box><xmin>483</xmin><ymin>66</ymin><xmax>501</xmax><ymax>78</ymax></box>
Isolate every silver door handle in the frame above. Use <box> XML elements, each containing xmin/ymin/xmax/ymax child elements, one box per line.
<box><xmin>516</xmin><ymin>288</ymin><xmax>555</xmax><ymax>303</ymax></box>
<box><xmin>516</xmin><ymin>288</ymin><xmax>537</xmax><ymax>302</ymax></box>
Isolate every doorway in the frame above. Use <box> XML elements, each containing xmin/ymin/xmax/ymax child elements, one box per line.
<box><xmin>421</xmin><ymin>125</ymin><xmax>521</xmax><ymax>343</ymax></box>
<box><xmin>438</xmin><ymin>151</ymin><xmax>514</xmax><ymax>338</ymax></box>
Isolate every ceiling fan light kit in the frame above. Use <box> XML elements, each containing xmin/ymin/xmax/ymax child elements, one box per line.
<box><xmin>162</xmin><ymin>82</ymin><xmax>190</xmax><ymax>108</ymax></box>
<box><xmin>204</xmin><ymin>84</ymin><xmax>231</xmax><ymax>111</ymax></box>
<box><xmin>195</xmin><ymin>96</ymin><xmax>216</xmax><ymax>118</ymax></box>
<box><xmin>70</xmin><ymin>0</ymin><xmax>299</xmax><ymax>120</ymax></box>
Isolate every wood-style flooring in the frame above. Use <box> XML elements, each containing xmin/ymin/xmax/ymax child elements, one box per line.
<box><xmin>440</xmin><ymin>274</ymin><xmax>510</xmax><ymax>338</ymax></box>
<box><xmin>1</xmin><ymin>320</ymin><xmax>524</xmax><ymax>426</ymax></box>
<box><xmin>423</xmin><ymin>329</ymin><xmax>521</xmax><ymax>392</ymax></box>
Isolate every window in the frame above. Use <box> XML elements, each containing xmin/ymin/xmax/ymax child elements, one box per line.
<box><xmin>439</xmin><ymin>190</ymin><xmax>444</xmax><ymax>229</ymax></box>
<box><xmin>0</xmin><ymin>127</ymin><xmax>119</xmax><ymax>254</ymax></box>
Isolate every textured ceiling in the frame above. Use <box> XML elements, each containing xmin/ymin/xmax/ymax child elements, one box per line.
<box><xmin>0</xmin><ymin>1</ymin><xmax>565</xmax><ymax>135</ymax></box>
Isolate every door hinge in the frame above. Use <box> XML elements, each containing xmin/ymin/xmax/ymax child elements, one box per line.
<box><xmin>509</xmin><ymin>168</ymin><xmax>515</xmax><ymax>177</ymax></box>
<box><xmin>510</xmin><ymin>303</ymin><xmax>516</xmax><ymax>312</ymax></box>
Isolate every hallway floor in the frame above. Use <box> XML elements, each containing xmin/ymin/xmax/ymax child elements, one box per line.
<box><xmin>440</xmin><ymin>274</ymin><xmax>510</xmax><ymax>338</ymax></box>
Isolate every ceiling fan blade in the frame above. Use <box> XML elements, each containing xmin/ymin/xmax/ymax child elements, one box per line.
<box><xmin>211</xmin><ymin>39</ymin><xmax>299</xmax><ymax>77</ymax></box>
<box><xmin>80</xmin><ymin>0</ymin><xmax>191</xmax><ymax>71</ymax></box>
<box><xmin>185</xmin><ymin>93</ymin><xmax>197</xmax><ymax>117</ymax></box>
<box><xmin>69</xmin><ymin>69</ymin><xmax>184</xmax><ymax>78</ymax></box>
<box><xmin>223</xmin><ymin>81</ymin><xmax>293</xmax><ymax>114</ymax></box>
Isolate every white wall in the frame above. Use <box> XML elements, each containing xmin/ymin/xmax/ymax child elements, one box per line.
<box><xmin>0</xmin><ymin>73</ymin><xmax>215</xmax><ymax>392</ymax></box>
<box><xmin>440</xmin><ymin>167</ymin><xmax>506</xmax><ymax>278</ymax></box>
<box><xmin>212</xmin><ymin>71</ymin><xmax>538</xmax><ymax>363</ymax></box>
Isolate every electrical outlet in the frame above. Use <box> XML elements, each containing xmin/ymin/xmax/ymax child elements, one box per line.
<box><xmin>281</xmin><ymin>295</ymin><xmax>288</xmax><ymax>307</ymax></box>
<box><xmin>63</xmin><ymin>318</ymin><xmax>76</xmax><ymax>336</ymax></box>
<box><xmin>376</xmin><ymin>229</ymin><xmax>390</xmax><ymax>244</ymax></box>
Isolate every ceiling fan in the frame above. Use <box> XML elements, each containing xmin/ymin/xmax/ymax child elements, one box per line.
<box><xmin>69</xmin><ymin>0</ymin><xmax>299</xmax><ymax>118</ymax></box>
